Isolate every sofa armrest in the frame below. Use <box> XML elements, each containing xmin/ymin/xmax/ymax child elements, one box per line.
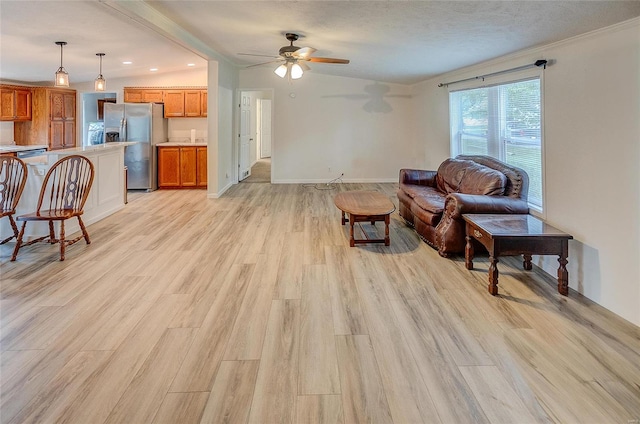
<box><xmin>444</xmin><ymin>193</ymin><xmax>529</xmax><ymax>219</ymax></box>
<box><xmin>399</xmin><ymin>169</ymin><xmax>437</xmax><ymax>187</ymax></box>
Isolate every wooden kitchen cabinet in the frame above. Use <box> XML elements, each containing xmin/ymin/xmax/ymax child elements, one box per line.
<box><xmin>164</xmin><ymin>89</ymin><xmax>207</xmax><ymax>118</ymax></box>
<box><xmin>157</xmin><ymin>147</ymin><xmax>181</xmax><ymax>187</ymax></box>
<box><xmin>180</xmin><ymin>146</ymin><xmax>197</xmax><ymax>186</ymax></box>
<box><xmin>158</xmin><ymin>145</ymin><xmax>207</xmax><ymax>189</ymax></box>
<box><xmin>163</xmin><ymin>90</ymin><xmax>185</xmax><ymax>117</ymax></box>
<box><xmin>196</xmin><ymin>146</ymin><xmax>208</xmax><ymax>186</ymax></box>
<box><xmin>124</xmin><ymin>87</ymin><xmax>207</xmax><ymax>118</ymax></box>
<box><xmin>123</xmin><ymin>88</ymin><xmax>164</xmax><ymax>103</ymax></box>
<box><xmin>201</xmin><ymin>91</ymin><xmax>207</xmax><ymax>117</ymax></box>
<box><xmin>0</xmin><ymin>85</ymin><xmax>32</xmax><ymax>121</ymax></box>
<box><xmin>184</xmin><ymin>90</ymin><xmax>202</xmax><ymax>117</ymax></box>
<box><xmin>14</xmin><ymin>87</ymin><xmax>76</xmax><ymax>150</ymax></box>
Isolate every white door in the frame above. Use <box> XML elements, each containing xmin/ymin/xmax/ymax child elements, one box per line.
<box><xmin>260</xmin><ymin>99</ymin><xmax>272</xmax><ymax>158</ymax></box>
<box><xmin>239</xmin><ymin>93</ymin><xmax>251</xmax><ymax>181</ymax></box>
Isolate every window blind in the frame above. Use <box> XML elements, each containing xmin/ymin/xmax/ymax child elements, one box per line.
<box><xmin>450</xmin><ymin>78</ymin><xmax>543</xmax><ymax>210</ymax></box>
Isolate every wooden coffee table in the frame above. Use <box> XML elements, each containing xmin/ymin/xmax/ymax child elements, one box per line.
<box><xmin>463</xmin><ymin>214</ymin><xmax>573</xmax><ymax>296</ymax></box>
<box><xmin>334</xmin><ymin>191</ymin><xmax>396</xmax><ymax>247</ymax></box>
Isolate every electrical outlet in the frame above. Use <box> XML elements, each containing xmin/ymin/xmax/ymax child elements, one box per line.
<box><xmin>37</xmin><ymin>168</ymin><xmax>45</xmax><ymax>176</ymax></box>
<box><xmin>328</xmin><ymin>166</ymin><xmax>332</xmax><ymax>173</ymax></box>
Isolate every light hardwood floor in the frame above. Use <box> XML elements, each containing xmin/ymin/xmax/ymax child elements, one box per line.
<box><xmin>1</xmin><ymin>183</ymin><xmax>639</xmax><ymax>424</ymax></box>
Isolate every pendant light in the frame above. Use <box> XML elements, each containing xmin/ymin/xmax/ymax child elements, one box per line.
<box><xmin>95</xmin><ymin>53</ymin><xmax>106</xmax><ymax>91</ymax></box>
<box><xmin>54</xmin><ymin>41</ymin><xmax>69</xmax><ymax>87</ymax></box>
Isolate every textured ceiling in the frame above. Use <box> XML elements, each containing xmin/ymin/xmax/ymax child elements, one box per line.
<box><xmin>1</xmin><ymin>1</ymin><xmax>639</xmax><ymax>86</ymax></box>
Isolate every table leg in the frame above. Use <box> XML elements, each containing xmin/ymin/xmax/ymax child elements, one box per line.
<box><xmin>488</xmin><ymin>255</ymin><xmax>499</xmax><ymax>295</ymax></box>
<box><xmin>465</xmin><ymin>234</ymin><xmax>474</xmax><ymax>270</ymax></box>
<box><xmin>523</xmin><ymin>254</ymin><xmax>532</xmax><ymax>270</ymax></box>
<box><xmin>349</xmin><ymin>214</ymin><xmax>355</xmax><ymax>247</ymax></box>
<box><xmin>557</xmin><ymin>252</ymin><xmax>569</xmax><ymax>296</ymax></box>
<box><xmin>384</xmin><ymin>214</ymin><xmax>390</xmax><ymax>246</ymax></box>
<box><xmin>341</xmin><ymin>211</ymin><xmax>346</xmax><ymax>225</ymax></box>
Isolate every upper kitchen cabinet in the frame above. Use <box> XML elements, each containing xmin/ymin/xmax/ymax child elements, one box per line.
<box><xmin>124</xmin><ymin>88</ymin><xmax>163</xmax><ymax>103</ymax></box>
<box><xmin>123</xmin><ymin>87</ymin><xmax>207</xmax><ymax>118</ymax></box>
<box><xmin>200</xmin><ymin>91</ymin><xmax>207</xmax><ymax>117</ymax></box>
<box><xmin>164</xmin><ymin>89</ymin><xmax>207</xmax><ymax>118</ymax></box>
<box><xmin>0</xmin><ymin>85</ymin><xmax>32</xmax><ymax>121</ymax></box>
<box><xmin>163</xmin><ymin>90</ymin><xmax>185</xmax><ymax>117</ymax></box>
<box><xmin>14</xmin><ymin>87</ymin><xmax>76</xmax><ymax>150</ymax></box>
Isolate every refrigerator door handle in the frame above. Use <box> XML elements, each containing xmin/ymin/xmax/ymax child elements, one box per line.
<box><xmin>120</xmin><ymin>118</ymin><xmax>127</xmax><ymax>142</ymax></box>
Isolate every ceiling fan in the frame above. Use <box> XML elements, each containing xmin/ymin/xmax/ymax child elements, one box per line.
<box><xmin>239</xmin><ymin>33</ymin><xmax>350</xmax><ymax>80</ymax></box>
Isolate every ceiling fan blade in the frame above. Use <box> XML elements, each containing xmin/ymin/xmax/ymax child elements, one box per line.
<box><xmin>245</xmin><ymin>59</ymin><xmax>284</xmax><ymax>69</ymax></box>
<box><xmin>299</xmin><ymin>61</ymin><xmax>311</xmax><ymax>71</ymax></box>
<box><xmin>292</xmin><ymin>46</ymin><xmax>317</xmax><ymax>59</ymax></box>
<box><xmin>307</xmin><ymin>57</ymin><xmax>350</xmax><ymax>64</ymax></box>
<box><xmin>238</xmin><ymin>53</ymin><xmax>281</xmax><ymax>59</ymax></box>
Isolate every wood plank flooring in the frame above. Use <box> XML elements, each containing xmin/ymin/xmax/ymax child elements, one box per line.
<box><xmin>2</xmin><ymin>183</ymin><xmax>640</xmax><ymax>424</ymax></box>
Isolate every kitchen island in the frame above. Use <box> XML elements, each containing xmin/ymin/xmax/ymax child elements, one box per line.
<box><xmin>0</xmin><ymin>142</ymin><xmax>135</xmax><ymax>242</ymax></box>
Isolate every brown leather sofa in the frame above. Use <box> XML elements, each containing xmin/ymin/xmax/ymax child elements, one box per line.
<box><xmin>398</xmin><ymin>155</ymin><xmax>529</xmax><ymax>257</ymax></box>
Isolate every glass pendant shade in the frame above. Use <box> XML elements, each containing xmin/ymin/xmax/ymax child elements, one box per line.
<box><xmin>95</xmin><ymin>53</ymin><xmax>106</xmax><ymax>91</ymax></box>
<box><xmin>290</xmin><ymin>63</ymin><xmax>303</xmax><ymax>79</ymax></box>
<box><xmin>54</xmin><ymin>41</ymin><xmax>69</xmax><ymax>87</ymax></box>
<box><xmin>274</xmin><ymin>63</ymin><xmax>287</xmax><ymax>78</ymax></box>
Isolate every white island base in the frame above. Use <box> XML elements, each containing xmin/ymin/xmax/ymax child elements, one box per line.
<box><xmin>0</xmin><ymin>142</ymin><xmax>134</xmax><ymax>243</ymax></box>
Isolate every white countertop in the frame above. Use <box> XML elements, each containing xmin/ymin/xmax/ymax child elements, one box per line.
<box><xmin>157</xmin><ymin>141</ymin><xmax>208</xmax><ymax>147</ymax></box>
<box><xmin>43</xmin><ymin>142</ymin><xmax>138</xmax><ymax>155</ymax></box>
<box><xmin>0</xmin><ymin>144</ymin><xmax>48</xmax><ymax>154</ymax></box>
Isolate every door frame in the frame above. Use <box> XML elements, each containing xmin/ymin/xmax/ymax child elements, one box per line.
<box><xmin>235</xmin><ymin>88</ymin><xmax>275</xmax><ymax>184</ymax></box>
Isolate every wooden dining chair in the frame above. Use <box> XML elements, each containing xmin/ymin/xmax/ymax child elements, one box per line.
<box><xmin>0</xmin><ymin>155</ymin><xmax>28</xmax><ymax>245</ymax></box>
<box><xmin>11</xmin><ymin>155</ymin><xmax>94</xmax><ymax>261</ymax></box>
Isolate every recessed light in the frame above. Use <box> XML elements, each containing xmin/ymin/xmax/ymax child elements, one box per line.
<box><xmin>187</xmin><ymin>63</ymin><xmax>195</xmax><ymax>67</ymax></box>
<box><xmin>150</xmin><ymin>68</ymin><xmax>158</xmax><ymax>72</ymax></box>
<box><xmin>122</xmin><ymin>61</ymin><xmax>132</xmax><ymax>65</ymax></box>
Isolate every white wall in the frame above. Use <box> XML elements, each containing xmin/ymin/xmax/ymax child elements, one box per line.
<box><xmin>413</xmin><ymin>18</ymin><xmax>640</xmax><ymax>326</ymax></box>
<box><xmin>208</xmin><ymin>59</ymin><xmax>239</xmax><ymax>198</ymax></box>
<box><xmin>239</xmin><ymin>68</ymin><xmax>422</xmax><ymax>183</ymax></box>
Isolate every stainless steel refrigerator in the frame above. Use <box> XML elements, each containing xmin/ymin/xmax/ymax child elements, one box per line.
<box><xmin>103</xmin><ymin>103</ymin><xmax>167</xmax><ymax>191</ymax></box>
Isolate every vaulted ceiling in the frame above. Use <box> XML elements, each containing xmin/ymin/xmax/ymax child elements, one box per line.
<box><xmin>2</xmin><ymin>1</ymin><xmax>639</xmax><ymax>86</ymax></box>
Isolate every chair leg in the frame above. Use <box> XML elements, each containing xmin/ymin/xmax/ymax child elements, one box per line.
<box><xmin>0</xmin><ymin>215</ymin><xmax>19</xmax><ymax>245</ymax></box>
<box><xmin>10</xmin><ymin>222</ymin><xmax>27</xmax><ymax>261</ymax></box>
<box><xmin>49</xmin><ymin>221</ymin><xmax>56</xmax><ymax>244</ymax></box>
<box><xmin>59</xmin><ymin>220</ymin><xmax>66</xmax><ymax>261</ymax></box>
<box><xmin>78</xmin><ymin>216</ymin><xmax>91</xmax><ymax>244</ymax></box>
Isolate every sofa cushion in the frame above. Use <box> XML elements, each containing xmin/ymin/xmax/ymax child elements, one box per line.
<box><xmin>436</xmin><ymin>159</ymin><xmax>468</xmax><ymax>194</ymax></box>
<box><xmin>410</xmin><ymin>200</ymin><xmax>443</xmax><ymax>226</ymax></box>
<box><xmin>399</xmin><ymin>183</ymin><xmax>437</xmax><ymax>200</ymax></box>
<box><xmin>458</xmin><ymin>163</ymin><xmax>507</xmax><ymax>195</ymax></box>
<box><xmin>412</xmin><ymin>190</ymin><xmax>446</xmax><ymax>214</ymax></box>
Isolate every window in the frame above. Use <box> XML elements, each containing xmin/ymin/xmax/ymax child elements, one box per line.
<box><xmin>449</xmin><ymin>78</ymin><xmax>543</xmax><ymax>210</ymax></box>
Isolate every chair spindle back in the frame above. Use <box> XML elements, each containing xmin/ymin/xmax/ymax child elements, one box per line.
<box><xmin>37</xmin><ymin>155</ymin><xmax>94</xmax><ymax>214</ymax></box>
<box><xmin>0</xmin><ymin>155</ymin><xmax>27</xmax><ymax>215</ymax></box>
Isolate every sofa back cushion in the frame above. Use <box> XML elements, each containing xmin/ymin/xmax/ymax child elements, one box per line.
<box><xmin>436</xmin><ymin>158</ymin><xmax>507</xmax><ymax>196</ymax></box>
<box><xmin>436</xmin><ymin>159</ymin><xmax>467</xmax><ymax>194</ymax></box>
<box><xmin>458</xmin><ymin>163</ymin><xmax>507</xmax><ymax>195</ymax></box>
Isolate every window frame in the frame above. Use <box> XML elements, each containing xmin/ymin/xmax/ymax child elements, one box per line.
<box><xmin>447</xmin><ymin>69</ymin><xmax>546</xmax><ymax>216</ymax></box>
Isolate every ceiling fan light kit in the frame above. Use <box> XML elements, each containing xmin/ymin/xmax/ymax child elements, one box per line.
<box><xmin>244</xmin><ymin>32</ymin><xmax>349</xmax><ymax>81</ymax></box>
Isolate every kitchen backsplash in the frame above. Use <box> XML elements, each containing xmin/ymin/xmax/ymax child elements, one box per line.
<box><xmin>167</xmin><ymin>117</ymin><xmax>207</xmax><ymax>143</ymax></box>
<box><xmin>168</xmin><ymin>129</ymin><xmax>208</xmax><ymax>143</ymax></box>
<box><xmin>0</xmin><ymin>122</ymin><xmax>15</xmax><ymax>145</ymax></box>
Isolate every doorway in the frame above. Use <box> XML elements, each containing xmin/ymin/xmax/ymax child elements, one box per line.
<box><xmin>238</xmin><ymin>89</ymin><xmax>273</xmax><ymax>183</ymax></box>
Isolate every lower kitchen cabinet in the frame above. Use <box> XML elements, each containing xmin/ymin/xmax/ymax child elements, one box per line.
<box><xmin>158</xmin><ymin>145</ymin><xmax>207</xmax><ymax>189</ymax></box>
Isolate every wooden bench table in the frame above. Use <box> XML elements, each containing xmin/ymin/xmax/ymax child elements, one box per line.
<box><xmin>463</xmin><ymin>214</ymin><xmax>573</xmax><ymax>296</ymax></box>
